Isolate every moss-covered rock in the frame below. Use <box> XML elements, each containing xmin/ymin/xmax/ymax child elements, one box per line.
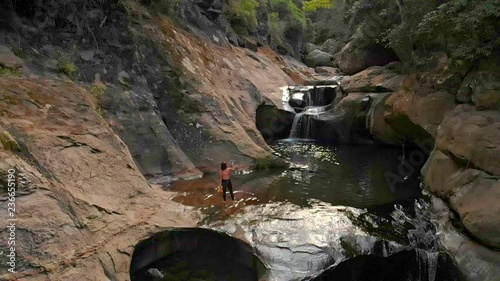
<box><xmin>0</xmin><ymin>127</ymin><xmax>20</xmax><ymax>152</ymax></box>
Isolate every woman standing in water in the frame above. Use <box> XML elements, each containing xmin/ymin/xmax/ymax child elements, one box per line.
<box><xmin>220</xmin><ymin>161</ymin><xmax>235</xmax><ymax>201</ymax></box>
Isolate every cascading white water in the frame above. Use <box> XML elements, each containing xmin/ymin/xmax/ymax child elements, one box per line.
<box><xmin>289</xmin><ymin>112</ymin><xmax>304</xmax><ymax>138</ymax></box>
<box><xmin>287</xmin><ymin>85</ymin><xmax>339</xmax><ymax>139</ymax></box>
<box><xmin>289</xmin><ymin>105</ymin><xmax>331</xmax><ymax>138</ymax></box>
<box><xmin>415</xmin><ymin>248</ymin><xmax>439</xmax><ymax>281</ymax></box>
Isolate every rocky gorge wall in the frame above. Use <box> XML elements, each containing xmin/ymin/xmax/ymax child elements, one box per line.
<box><xmin>0</xmin><ymin>77</ymin><xmax>198</xmax><ymax>280</ymax></box>
<box><xmin>298</xmin><ymin>0</ymin><xmax>500</xmax><ymax>256</ymax></box>
<box><xmin>0</xmin><ymin>1</ymin><xmax>313</xmax><ymax>279</ymax></box>
<box><xmin>0</xmin><ymin>0</ymin><xmax>499</xmax><ymax>280</ymax></box>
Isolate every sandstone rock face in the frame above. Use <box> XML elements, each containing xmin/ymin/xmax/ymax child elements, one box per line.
<box><xmin>304</xmin><ymin>49</ymin><xmax>334</xmax><ymax>68</ymax></box>
<box><xmin>431</xmin><ymin>197</ymin><xmax>500</xmax><ymax>281</ymax></box>
<box><xmin>148</xmin><ymin>19</ymin><xmax>302</xmax><ymax>170</ymax></box>
<box><xmin>177</xmin><ymin>0</ymin><xmax>235</xmax><ymax>46</ymax></box>
<box><xmin>435</xmin><ymin>105</ymin><xmax>500</xmax><ymax>175</ymax></box>
<box><xmin>457</xmin><ymin>71</ymin><xmax>500</xmax><ymax>110</ymax></box>
<box><xmin>102</xmin><ymin>86</ymin><xmax>202</xmax><ymax>182</ymax></box>
<box><xmin>422</xmin><ymin>105</ymin><xmax>500</xmax><ymax>248</ymax></box>
<box><xmin>335</xmin><ymin>33</ymin><xmax>399</xmax><ymax>75</ymax></box>
<box><xmin>384</xmin><ymin>88</ymin><xmax>456</xmax><ymax>143</ymax></box>
<box><xmin>341</xmin><ymin>64</ymin><xmax>405</xmax><ymax>93</ymax></box>
<box><xmin>0</xmin><ymin>77</ymin><xmax>198</xmax><ymax>280</ymax></box>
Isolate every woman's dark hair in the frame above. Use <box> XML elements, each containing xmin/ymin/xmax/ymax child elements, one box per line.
<box><xmin>221</xmin><ymin>162</ymin><xmax>227</xmax><ymax>170</ymax></box>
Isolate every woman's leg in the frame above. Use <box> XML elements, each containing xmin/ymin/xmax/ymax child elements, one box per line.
<box><xmin>228</xmin><ymin>180</ymin><xmax>234</xmax><ymax>201</ymax></box>
<box><xmin>222</xmin><ymin>181</ymin><xmax>227</xmax><ymax>201</ymax></box>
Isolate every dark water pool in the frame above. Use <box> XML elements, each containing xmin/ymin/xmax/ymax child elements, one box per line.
<box><xmin>170</xmin><ymin>140</ymin><xmax>423</xmax><ymax>210</ymax></box>
<box><xmin>267</xmin><ymin>139</ymin><xmax>422</xmax><ymax>208</ymax></box>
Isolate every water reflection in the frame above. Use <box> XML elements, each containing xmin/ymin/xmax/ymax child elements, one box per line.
<box><xmin>170</xmin><ymin>140</ymin><xmax>422</xmax><ymax>212</ymax></box>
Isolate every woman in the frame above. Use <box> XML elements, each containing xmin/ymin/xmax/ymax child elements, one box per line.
<box><xmin>220</xmin><ymin>161</ymin><xmax>235</xmax><ymax>201</ymax></box>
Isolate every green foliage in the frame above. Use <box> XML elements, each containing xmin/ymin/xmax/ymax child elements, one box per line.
<box><xmin>306</xmin><ymin>0</ymin><xmax>348</xmax><ymax>44</ymax></box>
<box><xmin>381</xmin><ymin>0</ymin><xmax>500</xmax><ymax>68</ymax></box>
<box><xmin>225</xmin><ymin>0</ymin><xmax>260</xmax><ymax>34</ymax></box>
<box><xmin>91</xmin><ymin>84</ymin><xmax>106</xmax><ymax>116</ymax></box>
<box><xmin>57</xmin><ymin>56</ymin><xmax>77</xmax><ymax>76</ymax></box>
<box><xmin>415</xmin><ymin>0</ymin><xmax>500</xmax><ymax>62</ymax></box>
<box><xmin>0</xmin><ymin>66</ymin><xmax>21</xmax><ymax>77</ymax></box>
<box><xmin>304</xmin><ymin>0</ymin><xmax>334</xmax><ymax>12</ymax></box>
<box><xmin>268</xmin><ymin>12</ymin><xmax>286</xmax><ymax>48</ymax></box>
<box><xmin>268</xmin><ymin>0</ymin><xmax>306</xmax><ymax>26</ymax></box>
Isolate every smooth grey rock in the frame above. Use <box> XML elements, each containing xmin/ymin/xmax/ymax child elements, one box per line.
<box><xmin>79</xmin><ymin>50</ymin><xmax>96</xmax><ymax>62</ymax></box>
<box><xmin>117</xmin><ymin>71</ymin><xmax>130</xmax><ymax>85</ymax></box>
<box><xmin>0</xmin><ymin>45</ymin><xmax>24</xmax><ymax>69</ymax></box>
<box><xmin>304</xmin><ymin>49</ymin><xmax>334</xmax><ymax>68</ymax></box>
<box><xmin>305</xmin><ymin>43</ymin><xmax>321</xmax><ymax>54</ymax></box>
<box><xmin>432</xmin><ymin>197</ymin><xmax>500</xmax><ymax>281</ymax></box>
<box><xmin>146</xmin><ymin>268</ymin><xmax>164</xmax><ymax>280</ymax></box>
<box><xmin>321</xmin><ymin>38</ymin><xmax>341</xmax><ymax>55</ymax></box>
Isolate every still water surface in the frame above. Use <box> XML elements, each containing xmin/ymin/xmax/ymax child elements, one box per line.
<box><xmin>171</xmin><ymin>140</ymin><xmax>422</xmax><ymax>210</ymax></box>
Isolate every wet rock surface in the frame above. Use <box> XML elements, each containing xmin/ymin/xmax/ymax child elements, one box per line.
<box><xmin>431</xmin><ymin>197</ymin><xmax>500</xmax><ymax>281</ymax></box>
<box><xmin>256</xmin><ymin>105</ymin><xmax>295</xmax><ymax>144</ymax></box>
<box><xmin>204</xmin><ymin>202</ymin><xmax>406</xmax><ymax>281</ymax></box>
<box><xmin>421</xmin><ymin>104</ymin><xmax>500</xmax><ymax>248</ymax></box>
<box><xmin>307</xmin><ymin>249</ymin><xmax>462</xmax><ymax>281</ymax></box>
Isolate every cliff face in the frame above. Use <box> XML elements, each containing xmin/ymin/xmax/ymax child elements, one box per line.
<box><xmin>326</xmin><ymin>0</ymin><xmax>500</xmax><ymax>250</ymax></box>
<box><xmin>0</xmin><ymin>1</ymin><xmax>313</xmax><ymax>279</ymax></box>
<box><xmin>0</xmin><ymin>77</ymin><xmax>198</xmax><ymax>280</ymax></box>
<box><xmin>0</xmin><ymin>0</ymin><xmax>314</xmax><ymax>182</ymax></box>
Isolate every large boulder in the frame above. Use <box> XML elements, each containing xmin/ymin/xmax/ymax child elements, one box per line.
<box><xmin>423</xmin><ymin>150</ymin><xmax>500</xmax><ymax>248</ymax></box>
<box><xmin>366</xmin><ymin>93</ymin><xmax>401</xmax><ymax>145</ymax></box>
<box><xmin>305</xmin><ymin>42</ymin><xmax>321</xmax><ymax>54</ymax></box>
<box><xmin>335</xmin><ymin>40</ymin><xmax>399</xmax><ymax>75</ymax></box>
<box><xmin>341</xmin><ymin>63</ymin><xmax>405</xmax><ymax>93</ymax></box>
<box><xmin>321</xmin><ymin>38</ymin><xmax>341</xmax><ymax>55</ymax></box>
<box><xmin>384</xmin><ymin>91</ymin><xmax>456</xmax><ymax>143</ymax></box>
<box><xmin>423</xmin><ymin>104</ymin><xmax>500</xmax><ymax>248</ymax></box>
<box><xmin>434</xmin><ymin>105</ymin><xmax>500</xmax><ymax>175</ymax></box>
<box><xmin>255</xmin><ymin>104</ymin><xmax>295</xmax><ymax>144</ymax></box>
<box><xmin>304</xmin><ymin>49</ymin><xmax>334</xmax><ymax>68</ymax></box>
<box><xmin>307</xmin><ymin>92</ymin><xmax>379</xmax><ymax>143</ymax></box>
<box><xmin>432</xmin><ymin>197</ymin><xmax>500</xmax><ymax>281</ymax></box>
<box><xmin>457</xmin><ymin>71</ymin><xmax>500</xmax><ymax>110</ymax></box>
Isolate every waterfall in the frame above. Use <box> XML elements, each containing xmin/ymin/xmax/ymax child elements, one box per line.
<box><xmin>287</xmin><ymin>86</ymin><xmax>339</xmax><ymax>139</ymax></box>
<box><xmin>415</xmin><ymin>248</ymin><xmax>439</xmax><ymax>281</ymax></box>
<box><xmin>289</xmin><ymin>112</ymin><xmax>304</xmax><ymax>138</ymax></box>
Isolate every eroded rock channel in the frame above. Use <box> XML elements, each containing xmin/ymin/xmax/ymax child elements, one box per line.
<box><xmin>130</xmin><ymin>228</ymin><xmax>266</xmax><ymax>281</ymax></box>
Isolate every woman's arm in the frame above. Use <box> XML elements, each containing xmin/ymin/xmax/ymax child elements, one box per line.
<box><xmin>230</xmin><ymin>161</ymin><xmax>235</xmax><ymax>171</ymax></box>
